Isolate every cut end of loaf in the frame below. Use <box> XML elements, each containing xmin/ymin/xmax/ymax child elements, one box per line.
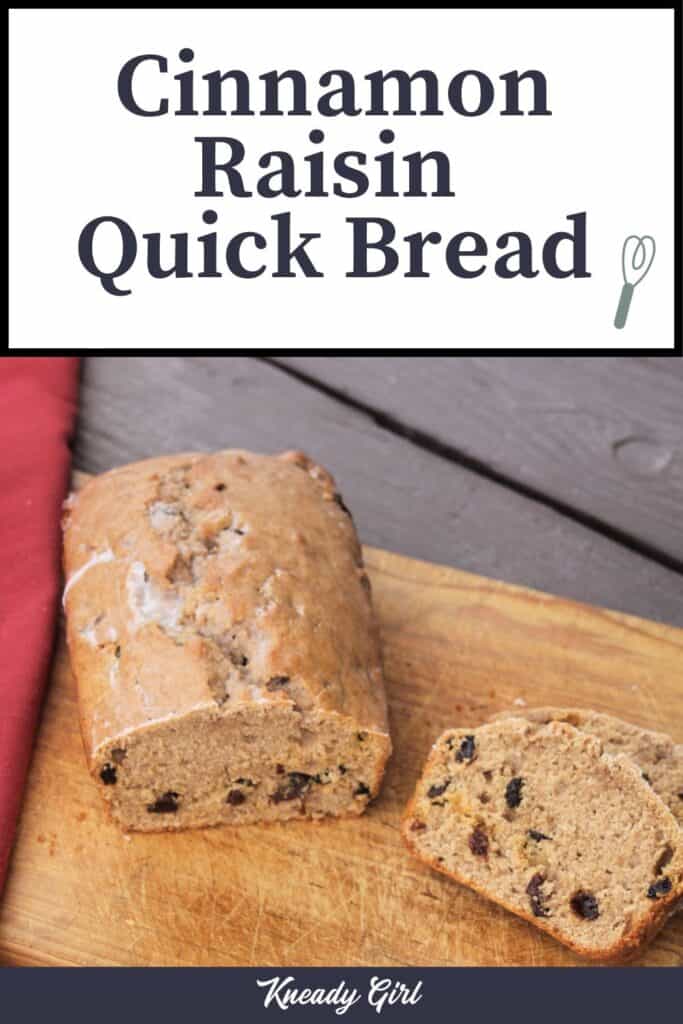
<box><xmin>93</xmin><ymin>701</ymin><xmax>390</xmax><ymax>831</ymax></box>
<box><xmin>402</xmin><ymin>719</ymin><xmax>683</xmax><ymax>962</ymax></box>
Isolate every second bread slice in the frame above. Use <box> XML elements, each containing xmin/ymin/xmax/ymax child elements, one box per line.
<box><xmin>402</xmin><ymin>718</ymin><xmax>683</xmax><ymax>961</ymax></box>
<box><xmin>491</xmin><ymin>706</ymin><xmax>683</xmax><ymax>827</ymax></box>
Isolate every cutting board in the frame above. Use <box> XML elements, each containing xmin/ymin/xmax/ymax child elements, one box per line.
<box><xmin>2</xmin><ymin>497</ymin><xmax>682</xmax><ymax>966</ymax></box>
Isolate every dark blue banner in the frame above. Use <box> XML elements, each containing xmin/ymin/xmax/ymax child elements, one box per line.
<box><xmin>2</xmin><ymin>967</ymin><xmax>681</xmax><ymax>1022</ymax></box>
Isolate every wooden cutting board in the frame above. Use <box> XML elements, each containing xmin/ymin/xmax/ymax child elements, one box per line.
<box><xmin>1</xmin><ymin>532</ymin><xmax>682</xmax><ymax>966</ymax></box>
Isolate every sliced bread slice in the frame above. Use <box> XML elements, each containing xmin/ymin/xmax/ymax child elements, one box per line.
<box><xmin>401</xmin><ymin>718</ymin><xmax>683</xmax><ymax>961</ymax></box>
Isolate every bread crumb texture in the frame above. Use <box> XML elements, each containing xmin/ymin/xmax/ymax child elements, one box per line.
<box><xmin>62</xmin><ymin>449</ymin><xmax>391</xmax><ymax>831</ymax></box>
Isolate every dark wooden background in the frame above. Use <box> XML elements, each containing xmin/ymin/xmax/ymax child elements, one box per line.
<box><xmin>73</xmin><ymin>357</ymin><xmax>683</xmax><ymax>626</ymax></box>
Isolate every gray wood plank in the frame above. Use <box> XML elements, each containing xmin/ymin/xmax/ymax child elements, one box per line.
<box><xmin>71</xmin><ymin>356</ymin><xmax>683</xmax><ymax>626</ymax></box>
<box><xmin>275</xmin><ymin>357</ymin><xmax>683</xmax><ymax>565</ymax></box>
<box><xmin>638</xmin><ymin>356</ymin><xmax>683</xmax><ymax>380</ymax></box>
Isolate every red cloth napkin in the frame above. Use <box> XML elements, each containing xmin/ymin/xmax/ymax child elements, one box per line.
<box><xmin>0</xmin><ymin>357</ymin><xmax>79</xmax><ymax>894</ymax></box>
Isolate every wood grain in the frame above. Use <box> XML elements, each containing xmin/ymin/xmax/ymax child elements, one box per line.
<box><xmin>71</xmin><ymin>356</ymin><xmax>683</xmax><ymax>626</ymax></box>
<box><xmin>1</xmin><ymin>542</ymin><xmax>682</xmax><ymax>967</ymax></box>
<box><xmin>275</xmin><ymin>356</ymin><xmax>683</xmax><ymax>566</ymax></box>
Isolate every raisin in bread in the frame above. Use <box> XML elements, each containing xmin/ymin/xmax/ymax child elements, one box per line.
<box><xmin>401</xmin><ymin>718</ymin><xmax>683</xmax><ymax>961</ymax></box>
<box><xmin>62</xmin><ymin>449</ymin><xmax>391</xmax><ymax>831</ymax></box>
<box><xmin>492</xmin><ymin>707</ymin><xmax>683</xmax><ymax>827</ymax></box>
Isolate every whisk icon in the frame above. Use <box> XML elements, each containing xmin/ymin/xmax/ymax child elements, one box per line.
<box><xmin>614</xmin><ymin>235</ymin><xmax>656</xmax><ymax>329</ymax></box>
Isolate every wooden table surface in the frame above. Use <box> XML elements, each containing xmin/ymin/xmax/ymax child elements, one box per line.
<box><xmin>73</xmin><ymin>356</ymin><xmax>683</xmax><ymax>625</ymax></box>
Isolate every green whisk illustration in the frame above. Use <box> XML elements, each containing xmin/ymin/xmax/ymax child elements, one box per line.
<box><xmin>614</xmin><ymin>235</ymin><xmax>656</xmax><ymax>329</ymax></box>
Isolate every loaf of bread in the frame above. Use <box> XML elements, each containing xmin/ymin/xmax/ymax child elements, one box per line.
<box><xmin>401</xmin><ymin>718</ymin><xmax>683</xmax><ymax>961</ymax></box>
<box><xmin>492</xmin><ymin>707</ymin><xmax>683</xmax><ymax>827</ymax></box>
<box><xmin>62</xmin><ymin>449</ymin><xmax>391</xmax><ymax>831</ymax></box>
